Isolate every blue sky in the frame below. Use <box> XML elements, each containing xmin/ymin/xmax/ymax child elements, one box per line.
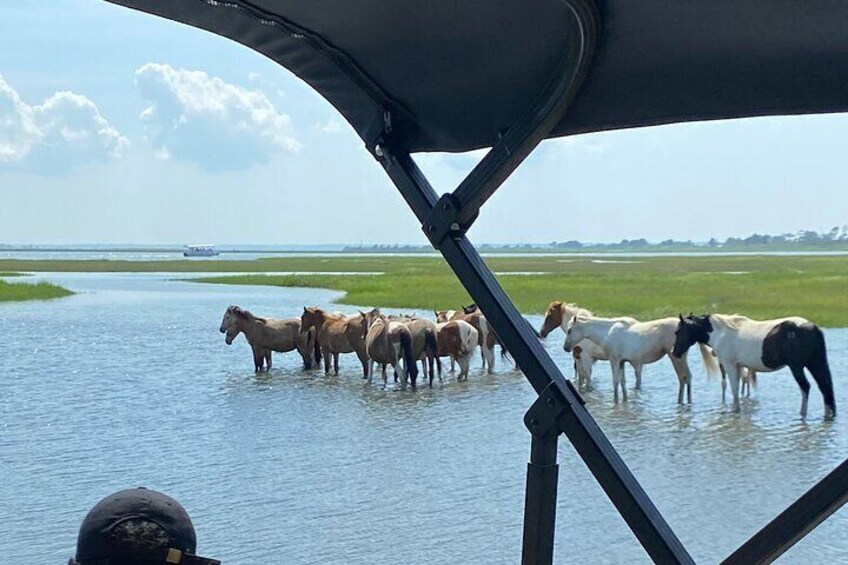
<box><xmin>1</xmin><ymin>0</ymin><xmax>845</xmax><ymax>245</ymax></box>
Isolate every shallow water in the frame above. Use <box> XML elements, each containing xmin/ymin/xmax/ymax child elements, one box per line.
<box><xmin>1</xmin><ymin>273</ymin><xmax>846</xmax><ymax>563</ymax></box>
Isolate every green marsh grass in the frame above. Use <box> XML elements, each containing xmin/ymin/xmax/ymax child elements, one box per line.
<box><xmin>0</xmin><ymin>279</ymin><xmax>73</xmax><ymax>302</ymax></box>
<box><xmin>190</xmin><ymin>255</ymin><xmax>848</xmax><ymax>327</ymax></box>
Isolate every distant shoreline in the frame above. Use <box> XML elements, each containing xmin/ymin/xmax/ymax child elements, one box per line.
<box><xmin>2</xmin><ymin>238</ymin><xmax>848</xmax><ymax>256</ymax></box>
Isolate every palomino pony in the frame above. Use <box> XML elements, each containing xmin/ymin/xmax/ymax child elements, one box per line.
<box><xmin>301</xmin><ymin>307</ymin><xmax>369</xmax><ymax>378</ymax></box>
<box><xmin>673</xmin><ymin>314</ymin><xmax>836</xmax><ymax>418</ymax></box>
<box><xmin>435</xmin><ymin>319</ymin><xmax>479</xmax><ymax>381</ymax></box>
<box><xmin>219</xmin><ymin>305</ymin><xmax>317</xmax><ymax>372</ymax></box>
<box><xmin>564</xmin><ymin>315</ymin><xmax>712</xmax><ymax>404</ymax></box>
<box><xmin>364</xmin><ymin>309</ymin><xmax>418</xmax><ymax>389</ymax></box>
<box><xmin>539</xmin><ymin>301</ymin><xmax>612</xmax><ymax>388</ymax></box>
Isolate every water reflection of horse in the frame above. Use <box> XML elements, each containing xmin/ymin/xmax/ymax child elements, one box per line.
<box><xmin>673</xmin><ymin>314</ymin><xmax>836</xmax><ymax>419</ymax></box>
<box><xmin>301</xmin><ymin>307</ymin><xmax>369</xmax><ymax>378</ymax></box>
<box><xmin>564</xmin><ymin>315</ymin><xmax>712</xmax><ymax>404</ymax></box>
<box><xmin>219</xmin><ymin>305</ymin><xmax>318</xmax><ymax>372</ymax></box>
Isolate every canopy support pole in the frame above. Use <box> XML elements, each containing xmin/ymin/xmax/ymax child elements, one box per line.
<box><xmin>521</xmin><ymin>431</ymin><xmax>559</xmax><ymax>565</ymax></box>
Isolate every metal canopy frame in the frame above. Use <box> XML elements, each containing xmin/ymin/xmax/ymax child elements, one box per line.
<box><xmin>369</xmin><ymin>2</ymin><xmax>848</xmax><ymax>564</ymax></box>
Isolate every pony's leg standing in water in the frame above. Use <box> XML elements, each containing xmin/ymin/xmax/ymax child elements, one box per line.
<box><xmin>610</xmin><ymin>358</ymin><xmax>628</xmax><ymax>402</ymax></box>
<box><xmin>669</xmin><ymin>354</ymin><xmax>693</xmax><ymax>404</ymax></box>
<box><xmin>726</xmin><ymin>364</ymin><xmax>744</xmax><ymax>413</ymax></box>
<box><xmin>789</xmin><ymin>364</ymin><xmax>812</xmax><ymax>418</ymax></box>
<box><xmin>633</xmin><ymin>363</ymin><xmax>643</xmax><ymax>390</ymax></box>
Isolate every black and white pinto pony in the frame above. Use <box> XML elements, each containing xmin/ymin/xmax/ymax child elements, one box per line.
<box><xmin>673</xmin><ymin>314</ymin><xmax>836</xmax><ymax>419</ymax></box>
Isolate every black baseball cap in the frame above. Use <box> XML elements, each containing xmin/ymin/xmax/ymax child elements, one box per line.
<box><xmin>72</xmin><ymin>487</ymin><xmax>220</xmax><ymax>565</ymax></box>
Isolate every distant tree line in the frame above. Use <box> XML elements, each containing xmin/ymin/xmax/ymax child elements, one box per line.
<box><xmin>342</xmin><ymin>225</ymin><xmax>848</xmax><ymax>252</ymax></box>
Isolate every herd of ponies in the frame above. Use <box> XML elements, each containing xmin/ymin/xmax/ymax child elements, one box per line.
<box><xmin>219</xmin><ymin>299</ymin><xmax>837</xmax><ymax>419</ymax></box>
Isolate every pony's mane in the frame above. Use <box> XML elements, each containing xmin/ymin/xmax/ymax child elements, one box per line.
<box><xmin>712</xmin><ymin>313</ymin><xmax>749</xmax><ymax>331</ymax></box>
<box><xmin>231</xmin><ymin>306</ymin><xmax>268</xmax><ymax>324</ymax></box>
<box><xmin>549</xmin><ymin>301</ymin><xmax>593</xmax><ymax>318</ymax></box>
<box><xmin>564</xmin><ymin>302</ymin><xmax>593</xmax><ymax>318</ymax></box>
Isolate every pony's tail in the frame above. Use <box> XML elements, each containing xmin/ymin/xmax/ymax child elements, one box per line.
<box><xmin>465</xmin><ymin>327</ymin><xmax>480</xmax><ymax>357</ymax></box>
<box><xmin>400</xmin><ymin>331</ymin><xmax>418</xmax><ymax>386</ymax></box>
<box><xmin>312</xmin><ymin>328</ymin><xmax>322</xmax><ymax>367</ymax></box>
<box><xmin>497</xmin><ymin>331</ymin><xmax>511</xmax><ymax>362</ymax></box>
<box><xmin>699</xmin><ymin>342</ymin><xmax>719</xmax><ymax>378</ymax></box>
<box><xmin>424</xmin><ymin>328</ymin><xmax>438</xmax><ymax>386</ymax></box>
<box><xmin>424</xmin><ymin>328</ymin><xmax>438</xmax><ymax>361</ymax></box>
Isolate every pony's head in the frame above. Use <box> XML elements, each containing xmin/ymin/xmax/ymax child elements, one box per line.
<box><xmin>219</xmin><ymin>305</ymin><xmax>242</xmax><ymax>334</ymax></box>
<box><xmin>364</xmin><ymin>307</ymin><xmax>384</xmax><ymax>330</ymax></box>
<box><xmin>434</xmin><ymin>310</ymin><xmax>451</xmax><ymax>323</ymax></box>
<box><xmin>462</xmin><ymin>304</ymin><xmax>478</xmax><ymax>315</ymax></box>
<box><xmin>301</xmin><ymin>306</ymin><xmax>325</xmax><ymax>331</ymax></box>
<box><xmin>672</xmin><ymin>314</ymin><xmax>713</xmax><ymax>358</ymax></box>
<box><xmin>539</xmin><ymin>301</ymin><xmax>564</xmax><ymax>338</ymax></box>
<box><xmin>563</xmin><ymin>315</ymin><xmax>585</xmax><ymax>352</ymax></box>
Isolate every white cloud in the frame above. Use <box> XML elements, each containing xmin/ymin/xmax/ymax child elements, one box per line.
<box><xmin>0</xmin><ymin>74</ymin><xmax>127</xmax><ymax>174</ymax></box>
<box><xmin>320</xmin><ymin>118</ymin><xmax>343</xmax><ymax>134</ymax></box>
<box><xmin>135</xmin><ymin>63</ymin><xmax>298</xmax><ymax>171</ymax></box>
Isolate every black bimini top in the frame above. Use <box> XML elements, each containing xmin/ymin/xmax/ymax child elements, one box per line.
<box><xmin>106</xmin><ymin>1</ymin><xmax>848</xmax><ymax>153</ymax></box>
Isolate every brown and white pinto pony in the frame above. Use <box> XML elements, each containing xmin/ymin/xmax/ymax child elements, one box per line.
<box><xmin>435</xmin><ymin>307</ymin><xmax>499</xmax><ymax>373</ymax></box>
<box><xmin>435</xmin><ymin>320</ymin><xmax>479</xmax><ymax>381</ymax></box>
<box><xmin>219</xmin><ymin>305</ymin><xmax>317</xmax><ymax>372</ymax></box>
<box><xmin>673</xmin><ymin>314</ymin><xmax>836</xmax><ymax>419</ymax></box>
<box><xmin>364</xmin><ymin>309</ymin><xmax>418</xmax><ymax>389</ymax></box>
<box><xmin>301</xmin><ymin>307</ymin><xmax>369</xmax><ymax>378</ymax></box>
<box><xmin>539</xmin><ymin>300</ymin><xmax>610</xmax><ymax>389</ymax></box>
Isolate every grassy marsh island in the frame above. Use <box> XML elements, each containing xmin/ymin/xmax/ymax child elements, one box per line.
<box><xmin>0</xmin><ymin>278</ymin><xmax>73</xmax><ymax>302</ymax></box>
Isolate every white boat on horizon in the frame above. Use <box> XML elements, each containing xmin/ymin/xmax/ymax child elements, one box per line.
<box><xmin>183</xmin><ymin>245</ymin><xmax>219</xmax><ymax>257</ymax></box>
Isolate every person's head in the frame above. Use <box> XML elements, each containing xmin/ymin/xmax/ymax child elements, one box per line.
<box><xmin>70</xmin><ymin>487</ymin><xmax>220</xmax><ymax>565</ymax></box>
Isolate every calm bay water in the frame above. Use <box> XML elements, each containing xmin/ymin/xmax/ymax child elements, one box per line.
<box><xmin>1</xmin><ymin>273</ymin><xmax>847</xmax><ymax>563</ymax></box>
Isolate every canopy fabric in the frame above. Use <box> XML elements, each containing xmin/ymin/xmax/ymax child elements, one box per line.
<box><xmin>107</xmin><ymin>0</ymin><xmax>848</xmax><ymax>153</ymax></box>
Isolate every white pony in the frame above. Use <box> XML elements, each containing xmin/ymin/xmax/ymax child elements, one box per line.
<box><xmin>564</xmin><ymin>315</ymin><xmax>713</xmax><ymax>404</ymax></box>
<box><xmin>539</xmin><ymin>301</ymin><xmax>615</xmax><ymax>388</ymax></box>
<box><xmin>673</xmin><ymin>314</ymin><xmax>836</xmax><ymax>418</ymax></box>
